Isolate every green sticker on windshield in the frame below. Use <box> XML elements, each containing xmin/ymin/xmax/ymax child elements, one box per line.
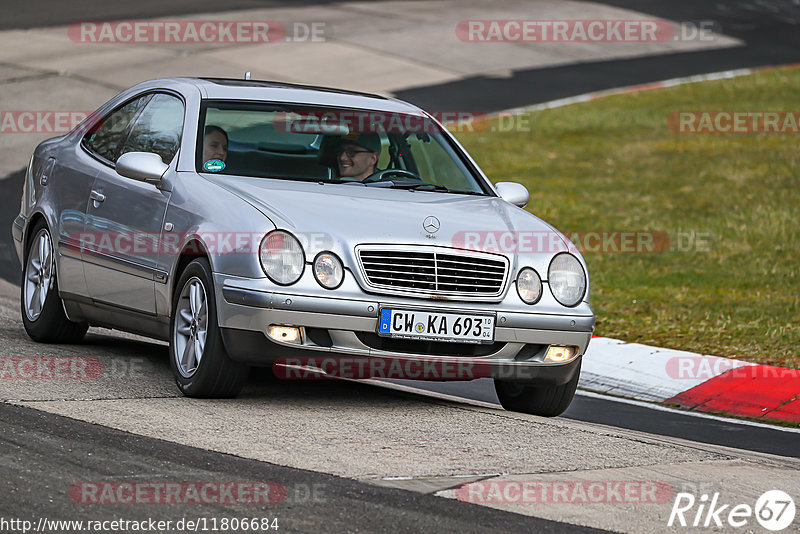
<box><xmin>203</xmin><ymin>159</ymin><xmax>225</xmax><ymax>172</ymax></box>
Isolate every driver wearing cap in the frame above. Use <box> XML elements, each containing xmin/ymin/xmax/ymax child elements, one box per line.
<box><xmin>335</xmin><ymin>133</ymin><xmax>381</xmax><ymax>181</ymax></box>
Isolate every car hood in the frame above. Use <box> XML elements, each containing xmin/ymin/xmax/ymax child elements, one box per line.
<box><xmin>204</xmin><ymin>175</ymin><xmax>569</xmax><ymax>256</ymax></box>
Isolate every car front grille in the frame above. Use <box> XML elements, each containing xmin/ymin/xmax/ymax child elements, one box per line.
<box><xmin>357</xmin><ymin>247</ymin><xmax>508</xmax><ymax>297</ymax></box>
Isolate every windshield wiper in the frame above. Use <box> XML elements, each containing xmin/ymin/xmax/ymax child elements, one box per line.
<box><xmin>400</xmin><ymin>182</ymin><xmax>449</xmax><ymax>192</ymax></box>
<box><xmin>406</xmin><ymin>183</ymin><xmax>489</xmax><ymax>196</ymax></box>
<box><xmin>351</xmin><ymin>180</ymin><xmax>487</xmax><ymax>195</ymax></box>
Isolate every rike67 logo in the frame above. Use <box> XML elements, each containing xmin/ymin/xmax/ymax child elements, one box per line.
<box><xmin>668</xmin><ymin>490</ymin><xmax>795</xmax><ymax>531</ymax></box>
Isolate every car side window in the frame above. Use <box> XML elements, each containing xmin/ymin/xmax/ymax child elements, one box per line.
<box><xmin>83</xmin><ymin>95</ymin><xmax>150</xmax><ymax>162</ymax></box>
<box><xmin>120</xmin><ymin>94</ymin><xmax>185</xmax><ymax>164</ymax></box>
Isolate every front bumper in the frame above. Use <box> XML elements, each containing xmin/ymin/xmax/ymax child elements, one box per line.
<box><xmin>215</xmin><ymin>274</ymin><xmax>593</xmax><ymax>384</ymax></box>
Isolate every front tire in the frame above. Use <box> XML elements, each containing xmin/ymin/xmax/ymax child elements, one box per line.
<box><xmin>21</xmin><ymin>222</ymin><xmax>88</xmax><ymax>343</ymax></box>
<box><xmin>494</xmin><ymin>362</ymin><xmax>581</xmax><ymax>417</ymax></box>
<box><xmin>169</xmin><ymin>258</ymin><xmax>248</xmax><ymax>397</ymax></box>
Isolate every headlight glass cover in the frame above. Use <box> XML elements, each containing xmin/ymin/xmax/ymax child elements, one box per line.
<box><xmin>313</xmin><ymin>252</ymin><xmax>344</xmax><ymax>289</ymax></box>
<box><xmin>259</xmin><ymin>230</ymin><xmax>305</xmax><ymax>285</ymax></box>
<box><xmin>548</xmin><ymin>253</ymin><xmax>586</xmax><ymax>307</ymax></box>
<box><xmin>516</xmin><ymin>267</ymin><xmax>542</xmax><ymax>304</ymax></box>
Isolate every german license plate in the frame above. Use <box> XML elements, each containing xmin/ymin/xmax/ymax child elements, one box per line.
<box><xmin>378</xmin><ymin>308</ymin><xmax>495</xmax><ymax>344</ymax></box>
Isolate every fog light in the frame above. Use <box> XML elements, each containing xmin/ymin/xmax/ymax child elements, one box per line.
<box><xmin>544</xmin><ymin>345</ymin><xmax>578</xmax><ymax>363</ymax></box>
<box><xmin>267</xmin><ymin>325</ymin><xmax>303</xmax><ymax>345</ymax></box>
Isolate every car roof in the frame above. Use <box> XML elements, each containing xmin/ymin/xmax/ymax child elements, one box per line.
<box><xmin>161</xmin><ymin>77</ymin><xmax>425</xmax><ymax>114</ymax></box>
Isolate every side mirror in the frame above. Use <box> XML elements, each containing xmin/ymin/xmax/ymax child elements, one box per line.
<box><xmin>495</xmin><ymin>182</ymin><xmax>530</xmax><ymax>208</ymax></box>
<box><xmin>116</xmin><ymin>152</ymin><xmax>169</xmax><ymax>184</ymax></box>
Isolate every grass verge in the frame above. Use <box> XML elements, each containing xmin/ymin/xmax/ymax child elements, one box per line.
<box><xmin>457</xmin><ymin>66</ymin><xmax>800</xmax><ymax>368</ymax></box>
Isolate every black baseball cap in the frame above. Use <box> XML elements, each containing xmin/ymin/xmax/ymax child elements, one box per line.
<box><xmin>337</xmin><ymin>133</ymin><xmax>381</xmax><ymax>153</ymax></box>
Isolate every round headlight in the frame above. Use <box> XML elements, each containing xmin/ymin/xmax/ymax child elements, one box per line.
<box><xmin>516</xmin><ymin>267</ymin><xmax>542</xmax><ymax>304</ymax></box>
<box><xmin>548</xmin><ymin>253</ymin><xmax>586</xmax><ymax>307</ymax></box>
<box><xmin>313</xmin><ymin>252</ymin><xmax>344</xmax><ymax>289</ymax></box>
<box><xmin>259</xmin><ymin>230</ymin><xmax>305</xmax><ymax>285</ymax></box>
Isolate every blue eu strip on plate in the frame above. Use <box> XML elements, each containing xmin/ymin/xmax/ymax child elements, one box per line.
<box><xmin>379</xmin><ymin>309</ymin><xmax>392</xmax><ymax>333</ymax></box>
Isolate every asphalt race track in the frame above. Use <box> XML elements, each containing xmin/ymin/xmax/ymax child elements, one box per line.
<box><xmin>1</xmin><ymin>295</ymin><xmax>797</xmax><ymax>532</ymax></box>
<box><xmin>395</xmin><ymin>0</ymin><xmax>800</xmax><ymax>112</ymax></box>
<box><xmin>4</xmin><ymin>0</ymin><xmax>800</xmax><ymax>112</ymax></box>
<box><xmin>383</xmin><ymin>378</ymin><xmax>800</xmax><ymax>458</ymax></box>
<box><xmin>0</xmin><ymin>402</ymin><xmax>597</xmax><ymax>533</ymax></box>
<box><xmin>0</xmin><ymin>0</ymin><xmax>351</xmax><ymax>31</ymax></box>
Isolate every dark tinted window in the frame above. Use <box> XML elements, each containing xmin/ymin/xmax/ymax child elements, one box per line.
<box><xmin>83</xmin><ymin>95</ymin><xmax>150</xmax><ymax>162</ymax></box>
<box><xmin>120</xmin><ymin>94</ymin><xmax>184</xmax><ymax>164</ymax></box>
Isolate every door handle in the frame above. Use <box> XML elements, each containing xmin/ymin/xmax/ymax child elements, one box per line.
<box><xmin>89</xmin><ymin>190</ymin><xmax>105</xmax><ymax>203</ymax></box>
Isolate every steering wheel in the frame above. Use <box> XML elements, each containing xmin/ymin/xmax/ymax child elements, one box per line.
<box><xmin>362</xmin><ymin>169</ymin><xmax>422</xmax><ymax>183</ymax></box>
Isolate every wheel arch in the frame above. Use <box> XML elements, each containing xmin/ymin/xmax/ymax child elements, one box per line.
<box><xmin>170</xmin><ymin>239</ymin><xmax>213</xmax><ymax>306</ymax></box>
<box><xmin>23</xmin><ymin>212</ymin><xmax>49</xmax><ymax>253</ymax></box>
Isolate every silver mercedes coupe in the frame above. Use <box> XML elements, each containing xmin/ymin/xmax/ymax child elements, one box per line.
<box><xmin>14</xmin><ymin>77</ymin><xmax>594</xmax><ymax>416</ymax></box>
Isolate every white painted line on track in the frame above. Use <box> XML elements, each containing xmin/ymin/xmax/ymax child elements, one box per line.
<box><xmin>491</xmin><ymin>66</ymin><xmax>782</xmax><ymax>117</ymax></box>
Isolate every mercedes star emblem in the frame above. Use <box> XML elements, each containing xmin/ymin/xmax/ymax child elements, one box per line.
<box><xmin>423</xmin><ymin>216</ymin><xmax>440</xmax><ymax>233</ymax></box>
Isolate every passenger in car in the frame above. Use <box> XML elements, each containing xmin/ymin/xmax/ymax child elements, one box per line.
<box><xmin>335</xmin><ymin>133</ymin><xmax>381</xmax><ymax>181</ymax></box>
<box><xmin>202</xmin><ymin>125</ymin><xmax>228</xmax><ymax>163</ymax></box>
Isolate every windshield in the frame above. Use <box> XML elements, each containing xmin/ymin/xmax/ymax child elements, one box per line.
<box><xmin>196</xmin><ymin>101</ymin><xmax>490</xmax><ymax>195</ymax></box>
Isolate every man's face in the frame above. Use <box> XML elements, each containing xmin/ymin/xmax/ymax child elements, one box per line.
<box><xmin>337</xmin><ymin>143</ymin><xmax>377</xmax><ymax>180</ymax></box>
<box><xmin>203</xmin><ymin>130</ymin><xmax>228</xmax><ymax>162</ymax></box>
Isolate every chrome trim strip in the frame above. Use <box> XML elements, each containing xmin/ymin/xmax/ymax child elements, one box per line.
<box><xmin>77</xmin><ymin>246</ymin><xmax>165</xmax><ymax>282</ymax></box>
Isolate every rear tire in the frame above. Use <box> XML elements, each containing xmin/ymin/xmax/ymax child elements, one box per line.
<box><xmin>494</xmin><ymin>362</ymin><xmax>581</xmax><ymax>417</ymax></box>
<box><xmin>21</xmin><ymin>221</ymin><xmax>88</xmax><ymax>343</ymax></box>
<box><xmin>169</xmin><ymin>258</ymin><xmax>248</xmax><ymax>398</ymax></box>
